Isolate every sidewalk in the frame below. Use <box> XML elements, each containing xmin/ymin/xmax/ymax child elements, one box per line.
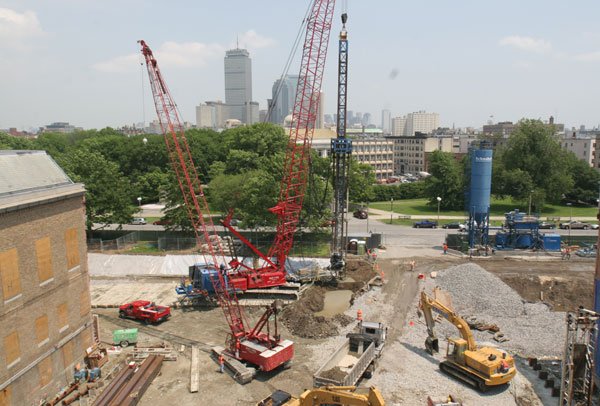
<box><xmin>366</xmin><ymin>207</ymin><xmax>597</xmax><ymax>221</ymax></box>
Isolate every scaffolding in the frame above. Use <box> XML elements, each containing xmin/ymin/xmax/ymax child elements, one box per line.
<box><xmin>560</xmin><ymin>307</ymin><xmax>599</xmax><ymax>406</ymax></box>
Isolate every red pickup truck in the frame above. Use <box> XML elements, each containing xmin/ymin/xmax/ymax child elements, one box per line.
<box><xmin>118</xmin><ymin>300</ymin><xmax>171</xmax><ymax>325</ymax></box>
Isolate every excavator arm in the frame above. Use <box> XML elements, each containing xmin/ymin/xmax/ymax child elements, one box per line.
<box><xmin>258</xmin><ymin>386</ymin><xmax>385</xmax><ymax>406</ymax></box>
<box><xmin>419</xmin><ymin>289</ymin><xmax>477</xmax><ymax>353</ymax></box>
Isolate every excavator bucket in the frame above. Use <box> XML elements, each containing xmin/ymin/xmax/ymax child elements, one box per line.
<box><xmin>425</xmin><ymin>337</ymin><xmax>439</xmax><ymax>355</ymax></box>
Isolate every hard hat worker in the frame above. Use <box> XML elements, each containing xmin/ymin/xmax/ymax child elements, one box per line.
<box><xmin>218</xmin><ymin>354</ymin><xmax>225</xmax><ymax>373</ymax></box>
<box><xmin>357</xmin><ymin>309</ymin><xmax>363</xmax><ymax>322</ymax></box>
<box><xmin>442</xmin><ymin>243</ymin><xmax>448</xmax><ymax>255</ymax></box>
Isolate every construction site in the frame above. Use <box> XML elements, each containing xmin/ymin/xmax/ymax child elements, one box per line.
<box><xmin>2</xmin><ymin>1</ymin><xmax>600</xmax><ymax>405</ymax></box>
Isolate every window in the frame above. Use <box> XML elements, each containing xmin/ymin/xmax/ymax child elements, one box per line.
<box><xmin>4</xmin><ymin>331</ymin><xmax>20</xmax><ymax>367</ymax></box>
<box><xmin>35</xmin><ymin>237</ymin><xmax>53</xmax><ymax>284</ymax></box>
<box><xmin>62</xmin><ymin>340</ymin><xmax>74</xmax><ymax>369</ymax></box>
<box><xmin>58</xmin><ymin>303</ymin><xmax>69</xmax><ymax>331</ymax></box>
<box><xmin>0</xmin><ymin>248</ymin><xmax>21</xmax><ymax>301</ymax></box>
<box><xmin>80</xmin><ymin>290</ymin><xmax>90</xmax><ymax>317</ymax></box>
<box><xmin>65</xmin><ymin>228</ymin><xmax>80</xmax><ymax>270</ymax></box>
<box><xmin>35</xmin><ymin>314</ymin><xmax>49</xmax><ymax>346</ymax></box>
<box><xmin>38</xmin><ymin>356</ymin><xmax>53</xmax><ymax>387</ymax></box>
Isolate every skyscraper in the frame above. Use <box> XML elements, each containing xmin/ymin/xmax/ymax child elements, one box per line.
<box><xmin>224</xmin><ymin>47</ymin><xmax>254</xmax><ymax>124</ymax></box>
<box><xmin>269</xmin><ymin>75</ymin><xmax>299</xmax><ymax>125</ymax></box>
<box><xmin>381</xmin><ymin>109</ymin><xmax>391</xmax><ymax>134</ymax></box>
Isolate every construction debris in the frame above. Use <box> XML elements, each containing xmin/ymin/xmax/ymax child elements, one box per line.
<box><xmin>132</xmin><ymin>343</ymin><xmax>177</xmax><ymax>362</ymax></box>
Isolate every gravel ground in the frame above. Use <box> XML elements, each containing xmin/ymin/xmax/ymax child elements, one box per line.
<box><xmin>308</xmin><ymin>261</ymin><xmax>563</xmax><ymax>405</ymax></box>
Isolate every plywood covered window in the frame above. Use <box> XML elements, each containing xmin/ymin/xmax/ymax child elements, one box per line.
<box><xmin>62</xmin><ymin>340</ymin><xmax>73</xmax><ymax>369</ymax></box>
<box><xmin>65</xmin><ymin>228</ymin><xmax>80</xmax><ymax>269</ymax></box>
<box><xmin>4</xmin><ymin>331</ymin><xmax>20</xmax><ymax>366</ymax></box>
<box><xmin>35</xmin><ymin>314</ymin><xmax>49</xmax><ymax>345</ymax></box>
<box><xmin>35</xmin><ymin>237</ymin><xmax>53</xmax><ymax>283</ymax></box>
<box><xmin>80</xmin><ymin>290</ymin><xmax>90</xmax><ymax>317</ymax></box>
<box><xmin>0</xmin><ymin>386</ymin><xmax>11</xmax><ymax>406</ymax></box>
<box><xmin>0</xmin><ymin>248</ymin><xmax>21</xmax><ymax>301</ymax></box>
<box><xmin>38</xmin><ymin>355</ymin><xmax>52</xmax><ymax>387</ymax></box>
<box><xmin>80</xmin><ymin>327</ymin><xmax>92</xmax><ymax>350</ymax></box>
<box><xmin>57</xmin><ymin>303</ymin><xmax>68</xmax><ymax>330</ymax></box>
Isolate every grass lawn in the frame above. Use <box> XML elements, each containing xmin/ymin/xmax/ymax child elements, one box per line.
<box><xmin>369</xmin><ymin>197</ymin><xmax>599</xmax><ymax>218</ymax></box>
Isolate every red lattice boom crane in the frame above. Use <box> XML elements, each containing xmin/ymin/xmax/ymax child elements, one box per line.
<box><xmin>222</xmin><ymin>0</ymin><xmax>336</xmax><ymax>289</ymax></box>
<box><xmin>139</xmin><ymin>40</ymin><xmax>292</xmax><ymax>372</ymax></box>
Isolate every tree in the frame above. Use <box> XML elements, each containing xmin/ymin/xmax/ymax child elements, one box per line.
<box><xmin>501</xmin><ymin>119</ymin><xmax>572</xmax><ymax>202</ymax></box>
<box><xmin>424</xmin><ymin>150</ymin><xmax>464</xmax><ymax>210</ymax></box>
<box><xmin>348</xmin><ymin>159</ymin><xmax>376</xmax><ymax>203</ymax></box>
<box><xmin>57</xmin><ymin>150</ymin><xmax>136</xmax><ymax>230</ymax></box>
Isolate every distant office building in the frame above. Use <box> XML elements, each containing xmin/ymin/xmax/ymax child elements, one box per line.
<box><xmin>362</xmin><ymin>113</ymin><xmax>371</xmax><ymax>127</ymax></box>
<box><xmin>392</xmin><ymin>116</ymin><xmax>407</xmax><ymax>136</ymax></box>
<box><xmin>381</xmin><ymin>110</ymin><xmax>391</xmax><ymax>134</ymax></box>
<box><xmin>482</xmin><ymin>121</ymin><xmax>515</xmax><ymax>138</ymax></box>
<box><xmin>195</xmin><ymin>101</ymin><xmax>231</xmax><ymax>129</ymax></box>
<box><xmin>391</xmin><ymin>111</ymin><xmax>439</xmax><ymax>137</ymax></box>
<box><xmin>386</xmin><ymin>133</ymin><xmax>452</xmax><ymax>175</ymax></box>
<box><xmin>224</xmin><ymin>47</ymin><xmax>258</xmax><ymax>124</ymax></box>
<box><xmin>324</xmin><ymin>114</ymin><xmax>334</xmax><ymax>125</ymax></box>
<box><xmin>0</xmin><ymin>151</ymin><xmax>93</xmax><ymax>404</ymax></box>
<box><xmin>259</xmin><ymin>109</ymin><xmax>268</xmax><ymax>123</ymax></box>
<box><xmin>40</xmin><ymin>122</ymin><xmax>81</xmax><ymax>134</ymax></box>
<box><xmin>269</xmin><ymin>75</ymin><xmax>299</xmax><ymax>125</ymax></box>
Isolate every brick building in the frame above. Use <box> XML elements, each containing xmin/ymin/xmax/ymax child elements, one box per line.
<box><xmin>0</xmin><ymin>151</ymin><xmax>92</xmax><ymax>405</ymax></box>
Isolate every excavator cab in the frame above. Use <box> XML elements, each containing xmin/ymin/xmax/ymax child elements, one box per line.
<box><xmin>446</xmin><ymin>338</ymin><xmax>467</xmax><ymax>365</ymax></box>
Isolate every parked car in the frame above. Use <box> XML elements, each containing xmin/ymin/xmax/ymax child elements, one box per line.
<box><xmin>130</xmin><ymin>217</ymin><xmax>147</xmax><ymax>225</ymax></box>
<box><xmin>152</xmin><ymin>218</ymin><xmax>171</xmax><ymax>225</ymax></box>
<box><xmin>538</xmin><ymin>221</ymin><xmax>556</xmax><ymax>229</ymax></box>
<box><xmin>576</xmin><ymin>248</ymin><xmax>597</xmax><ymax>258</ymax></box>
<box><xmin>413</xmin><ymin>219</ymin><xmax>438</xmax><ymax>228</ymax></box>
<box><xmin>559</xmin><ymin>221</ymin><xmax>592</xmax><ymax>230</ymax></box>
<box><xmin>118</xmin><ymin>300</ymin><xmax>171</xmax><ymax>325</ymax></box>
<box><xmin>442</xmin><ymin>222</ymin><xmax>466</xmax><ymax>231</ymax></box>
<box><xmin>353</xmin><ymin>209</ymin><xmax>368</xmax><ymax>219</ymax></box>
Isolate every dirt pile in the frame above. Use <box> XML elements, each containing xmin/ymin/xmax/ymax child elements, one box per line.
<box><xmin>280</xmin><ymin>259</ymin><xmax>378</xmax><ymax>339</ymax></box>
<box><xmin>319</xmin><ymin>366</ymin><xmax>346</xmax><ymax>381</ymax></box>
<box><xmin>280</xmin><ymin>286</ymin><xmax>338</xmax><ymax>338</ymax></box>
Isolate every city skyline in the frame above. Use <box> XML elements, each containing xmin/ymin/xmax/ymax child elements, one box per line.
<box><xmin>2</xmin><ymin>1</ymin><xmax>600</xmax><ymax>131</ymax></box>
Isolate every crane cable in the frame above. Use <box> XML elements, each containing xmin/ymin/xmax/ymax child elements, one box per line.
<box><xmin>264</xmin><ymin>0</ymin><xmax>314</xmax><ymax>123</ymax></box>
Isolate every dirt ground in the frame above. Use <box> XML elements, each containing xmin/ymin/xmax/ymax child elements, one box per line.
<box><xmin>89</xmin><ymin>254</ymin><xmax>595</xmax><ymax>405</ymax></box>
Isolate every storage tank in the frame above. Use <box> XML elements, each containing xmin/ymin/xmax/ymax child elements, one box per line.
<box><xmin>467</xmin><ymin>144</ymin><xmax>493</xmax><ymax>248</ymax></box>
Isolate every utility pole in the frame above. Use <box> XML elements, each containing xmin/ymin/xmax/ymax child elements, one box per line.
<box><xmin>390</xmin><ymin>198</ymin><xmax>394</xmax><ymax>224</ymax></box>
<box><xmin>437</xmin><ymin>196</ymin><xmax>442</xmax><ymax>225</ymax></box>
<box><xmin>528</xmin><ymin>190</ymin><xmax>533</xmax><ymax>216</ymax></box>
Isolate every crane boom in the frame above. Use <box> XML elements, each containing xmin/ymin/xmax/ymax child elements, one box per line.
<box><xmin>330</xmin><ymin>11</ymin><xmax>351</xmax><ymax>271</ymax></box>
<box><xmin>140</xmin><ymin>42</ymin><xmax>293</xmax><ymax>373</ymax></box>
<box><xmin>266</xmin><ymin>0</ymin><xmax>336</xmax><ymax>269</ymax></box>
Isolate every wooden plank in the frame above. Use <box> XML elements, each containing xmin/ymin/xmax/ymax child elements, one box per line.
<box><xmin>35</xmin><ymin>237</ymin><xmax>53</xmax><ymax>283</ymax></box>
<box><xmin>0</xmin><ymin>248</ymin><xmax>21</xmax><ymax>300</ymax></box>
<box><xmin>190</xmin><ymin>345</ymin><xmax>200</xmax><ymax>393</ymax></box>
<box><xmin>65</xmin><ymin>228</ymin><xmax>80</xmax><ymax>269</ymax></box>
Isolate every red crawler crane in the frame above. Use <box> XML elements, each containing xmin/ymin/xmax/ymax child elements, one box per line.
<box><xmin>139</xmin><ymin>40</ymin><xmax>292</xmax><ymax>372</ymax></box>
<box><xmin>222</xmin><ymin>0</ymin><xmax>337</xmax><ymax>289</ymax></box>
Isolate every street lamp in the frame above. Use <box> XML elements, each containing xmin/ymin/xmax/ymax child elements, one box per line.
<box><xmin>566</xmin><ymin>202</ymin><xmax>572</xmax><ymax>245</ymax></box>
<box><xmin>390</xmin><ymin>198</ymin><xmax>394</xmax><ymax>224</ymax></box>
<box><xmin>528</xmin><ymin>190</ymin><xmax>534</xmax><ymax>216</ymax></box>
<box><xmin>436</xmin><ymin>196</ymin><xmax>442</xmax><ymax>225</ymax></box>
<box><xmin>137</xmin><ymin>197</ymin><xmax>142</xmax><ymax>208</ymax></box>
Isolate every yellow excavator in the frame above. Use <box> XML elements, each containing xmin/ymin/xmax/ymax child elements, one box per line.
<box><xmin>257</xmin><ymin>386</ymin><xmax>385</xmax><ymax>406</ymax></box>
<box><xmin>419</xmin><ymin>288</ymin><xmax>516</xmax><ymax>391</ymax></box>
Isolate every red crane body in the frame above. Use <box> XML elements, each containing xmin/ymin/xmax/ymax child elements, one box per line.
<box><xmin>222</xmin><ymin>0</ymin><xmax>336</xmax><ymax>287</ymax></box>
<box><xmin>139</xmin><ymin>40</ymin><xmax>292</xmax><ymax>371</ymax></box>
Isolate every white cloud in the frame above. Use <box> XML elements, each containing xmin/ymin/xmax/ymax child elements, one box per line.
<box><xmin>0</xmin><ymin>7</ymin><xmax>45</xmax><ymax>50</ymax></box>
<box><xmin>574</xmin><ymin>51</ymin><xmax>600</xmax><ymax>62</ymax></box>
<box><xmin>499</xmin><ymin>35</ymin><xmax>552</xmax><ymax>54</ymax></box>
<box><xmin>93</xmin><ymin>41</ymin><xmax>225</xmax><ymax>73</ymax></box>
<box><xmin>234</xmin><ymin>30</ymin><xmax>276</xmax><ymax>50</ymax></box>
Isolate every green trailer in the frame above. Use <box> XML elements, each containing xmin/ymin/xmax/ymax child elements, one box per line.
<box><xmin>113</xmin><ymin>328</ymin><xmax>138</xmax><ymax>347</ymax></box>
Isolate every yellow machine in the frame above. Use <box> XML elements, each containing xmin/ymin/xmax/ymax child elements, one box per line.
<box><xmin>257</xmin><ymin>386</ymin><xmax>385</xmax><ymax>406</ymax></box>
<box><xmin>419</xmin><ymin>288</ymin><xmax>516</xmax><ymax>391</ymax></box>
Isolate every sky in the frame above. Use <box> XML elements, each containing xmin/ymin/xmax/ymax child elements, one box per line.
<box><xmin>2</xmin><ymin>0</ymin><xmax>600</xmax><ymax>132</ymax></box>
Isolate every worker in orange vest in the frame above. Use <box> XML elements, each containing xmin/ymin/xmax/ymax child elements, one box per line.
<box><xmin>235</xmin><ymin>340</ymin><xmax>241</xmax><ymax>359</ymax></box>
<box><xmin>357</xmin><ymin>309</ymin><xmax>363</xmax><ymax>322</ymax></box>
<box><xmin>442</xmin><ymin>243</ymin><xmax>448</xmax><ymax>255</ymax></box>
<box><xmin>218</xmin><ymin>354</ymin><xmax>225</xmax><ymax>373</ymax></box>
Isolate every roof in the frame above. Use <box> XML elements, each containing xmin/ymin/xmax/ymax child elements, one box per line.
<box><xmin>0</xmin><ymin>150</ymin><xmax>84</xmax><ymax>213</ymax></box>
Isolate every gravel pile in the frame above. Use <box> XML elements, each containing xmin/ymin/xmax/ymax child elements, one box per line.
<box><xmin>425</xmin><ymin>263</ymin><xmax>566</xmax><ymax>358</ymax></box>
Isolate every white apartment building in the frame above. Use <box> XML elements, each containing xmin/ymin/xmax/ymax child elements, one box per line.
<box><xmin>391</xmin><ymin>111</ymin><xmax>439</xmax><ymax>136</ymax></box>
<box><xmin>561</xmin><ymin>134</ymin><xmax>595</xmax><ymax>167</ymax></box>
<box><xmin>195</xmin><ymin>101</ymin><xmax>230</xmax><ymax>129</ymax></box>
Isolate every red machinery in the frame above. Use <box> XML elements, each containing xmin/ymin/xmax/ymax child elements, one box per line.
<box><xmin>139</xmin><ymin>40</ymin><xmax>292</xmax><ymax>371</ymax></box>
<box><xmin>222</xmin><ymin>0</ymin><xmax>337</xmax><ymax>289</ymax></box>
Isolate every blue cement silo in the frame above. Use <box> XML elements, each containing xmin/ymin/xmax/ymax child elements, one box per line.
<box><xmin>467</xmin><ymin>145</ymin><xmax>493</xmax><ymax>248</ymax></box>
